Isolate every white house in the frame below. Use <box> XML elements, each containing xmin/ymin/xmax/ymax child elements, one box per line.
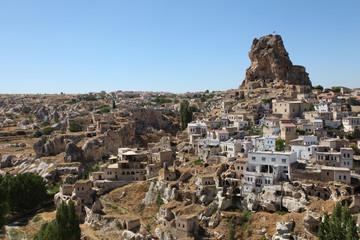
<box><xmin>242</xmin><ymin>151</ymin><xmax>297</xmax><ymax>193</ymax></box>
<box><xmin>315</xmin><ymin>103</ymin><xmax>330</xmax><ymax>113</ymax></box>
<box><xmin>215</xmin><ymin>130</ymin><xmax>230</xmax><ymax>142</ymax></box>
<box><xmin>313</xmin><ymin>119</ymin><xmax>324</xmax><ymax>130</ymax></box>
<box><xmin>188</xmin><ymin>121</ymin><xmax>207</xmax><ymax>136</ymax></box>
<box><xmin>220</xmin><ymin>139</ymin><xmax>252</xmax><ymax>157</ymax></box>
<box><xmin>262</xmin><ymin>116</ymin><xmax>281</xmax><ymax>137</ymax></box>
<box><xmin>291</xmin><ymin>145</ymin><xmax>318</xmax><ymax>160</ymax></box>
<box><xmin>233</xmin><ymin>120</ymin><xmax>249</xmax><ymax>130</ymax></box>
<box><xmin>263</xmin><ymin>137</ymin><xmax>276</xmax><ymax>151</ymax></box>
<box><xmin>342</xmin><ymin>116</ymin><xmax>360</xmax><ymax>133</ymax></box>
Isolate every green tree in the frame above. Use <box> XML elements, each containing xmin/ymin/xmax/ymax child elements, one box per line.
<box><xmin>33</xmin><ymin>129</ymin><xmax>43</xmax><ymax>138</ymax></box>
<box><xmin>112</xmin><ymin>100</ymin><xmax>116</xmax><ymax>109</ymax></box>
<box><xmin>0</xmin><ymin>202</ymin><xmax>9</xmax><ymax>230</ymax></box>
<box><xmin>310</xmin><ymin>103</ymin><xmax>315</xmax><ymax>111</ymax></box>
<box><xmin>35</xmin><ymin>200</ymin><xmax>80</xmax><ymax>240</ymax></box>
<box><xmin>68</xmin><ymin>121</ymin><xmax>82</xmax><ymax>132</ymax></box>
<box><xmin>0</xmin><ymin>173</ymin><xmax>47</xmax><ymax>212</ymax></box>
<box><xmin>42</xmin><ymin>220</ymin><xmax>61</xmax><ymax>240</ymax></box>
<box><xmin>42</xmin><ymin>127</ymin><xmax>56</xmax><ymax>135</ymax></box>
<box><xmin>314</xmin><ymin>85</ymin><xmax>324</xmax><ymax>90</ymax></box>
<box><xmin>318</xmin><ymin>202</ymin><xmax>358</xmax><ymax>240</ymax></box>
<box><xmin>275</xmin><ymin>139</ymin><xmax>286</xmax><ymax>151</ymax></box>
<box><xmin>296</xmin><ymin>128</ymin><xmax>306</xmax><ymax>135</ymax></box>
<box><xmin>332</xmin><ymin>86</ymin><xmax>341</xmax><ymax>93</ymax></box>
<box><xmin>67</xmin><ymin>200</ymin><xmax>81</xmax><ymax>240</ymax></box>
<box><xmin>180</xmin><ymin>101</ymin><xmax>194</xmax><ymax>130</ymax></box>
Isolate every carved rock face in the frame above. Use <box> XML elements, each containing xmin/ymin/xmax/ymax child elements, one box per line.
<box><xmin>240</xmin><ymin>34</ymin><xmax>312</xmax><ymax>89</ymax></box>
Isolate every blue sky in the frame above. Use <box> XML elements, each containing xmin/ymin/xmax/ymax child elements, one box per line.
<box><xmin>0</xmin><ymin>0</ymin><xmax>359</xmax><ymax>94</ymax></box>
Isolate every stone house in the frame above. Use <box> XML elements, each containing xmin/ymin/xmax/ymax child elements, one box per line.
<box><xmin>220</xmin><ymin>139</ymin><xmax>252</xmax><ymax>157</ymax></box>
<box><xmin>151</xmin><ymin>150</ymin><xmax>174</xmax><ymax>165</ymax></box>
<box><xmin>195</xmin><ymin>175</ymin><xmax>216</xmax><ymax>186</ymax></box>
<box><xmin>313</xmin><ymin>119</ymin><xmax>323</xmax><ymax>130</ymax></box>
<box><xmin>262</xmin><ymin>116</ymin><xmax>281</xmax><ymax>137</ymax></box>
<box><xmin>272</xmin><ymin>100</ymin><xmax>310</xmax><ymax>119</ymax></box>
<box><xmin>221</xmin><ymin>100</ymin><xmax>235</xmax><ymax>114</ymax></box>
<box><xmin>187</xmin><ymin>120</ymin><xmax>207</xmax><ymax>136</ymax></box>
<box><xmin>74</xmin><ymin>180</ymin><xmax>94</xmax><ymax>204</ymax></box>
<box><xmin>214</xmin><ymin>130</ymin><xmax>229</xmax><ymax>142</ymax></box>
<box><xmin>158</xmin><ymin>201</ymin><xmax>177</xmax><ymax>227</ymax></box>
<box><xmin>319</xmin><ymin>138</ymin><xmax>347</xmax><ymax>151</ymax></box>
<box><xmin>319</xmin><ymin>95</ymin><xmax>338</xmax><ymax>103</ymax></box>
<box><xmin>171</xmin><ymin>215</ymin><xmax>199</xmax><ymax>239</ymax></box>
<box><xmin>118</xmin><ymin>215</ymin><xmax>141</xmax><ymax>232</ymax></box>
<box><xmin>280</xmin><ymin>123</ymin><xmax>297</xmax><ymax>142</ymax></box>
<box><xmin>162</xmin><ymin>163</ymin><xmax>178</xmax><ymax>181</ymax></box>
<box><xmin>304</xmin><ymin>111</ymin><xmax>321</xmax><ymax>123</ymax></box>
<box><xmin>220</xmin><ymin>116</ymin><xmax>230</xmax><ymax>127</ymax></box>
<box><xmin>148</xmin><ymin>136</ymin><xmax>171</xmax><ymax>152</ymax></box>
<box><xmin>233</xmin><ymin>120</ymin><xmax>249</xmax><ymax>130</ymax></box>
<box><xmin>197</xmin><ymin>138</ymin><xmax>220</xmax><ymax>161</ymax></box>
<box><xmin>299</xmin><ymin>123</ymin><xmax>315</xmax><ymax>134</ymax></box>
<box><xmin>342</xmin><ymin>116</ymin><xmax>360</xmax><ymax>133</ymax></box>
<box><xmin>315</xmin><ymin>148</ymin><xmax>353</xmax><ymax>169</ymax></box>
<box><xmin>233</xmin><ymin>158</ymin><xmax>247</xmax><ymax>179</ymax></box>
<box><xmin>320</xmin><ymin>166</ymin><xmax>351</xmax><ymax>185</ymax></box>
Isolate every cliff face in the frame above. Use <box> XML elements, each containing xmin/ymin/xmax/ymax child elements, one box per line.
<box><xmin>240</xmin><ymin>34</ymin><xmax>311</xmax><ymax>89</ymax></box>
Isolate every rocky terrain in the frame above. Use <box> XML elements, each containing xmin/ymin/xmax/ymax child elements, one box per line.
<box><xmin>1</xmin><ymin>35</ymin><xmax>360</xmax><ymax>240</ymax></box>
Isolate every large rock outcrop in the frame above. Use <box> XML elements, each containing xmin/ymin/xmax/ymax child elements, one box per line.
<box><xmin>240</xmin><ymin>34</ymin><xmax>312</xmax><ymax>90</ymax></box>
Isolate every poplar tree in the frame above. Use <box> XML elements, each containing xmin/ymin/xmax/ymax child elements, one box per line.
<box><xmin>318</xmin><ymin>202</ymin><xmax>358</xmax><ymax>240</ymax></box>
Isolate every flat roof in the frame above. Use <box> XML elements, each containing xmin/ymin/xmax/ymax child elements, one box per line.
<box><xmin>321</xmin><ymin>166</ymin><xmax>350</xmax><ymax>172</ymax></box>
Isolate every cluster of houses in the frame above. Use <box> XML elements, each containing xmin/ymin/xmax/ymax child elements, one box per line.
<box><xmin>189</xmin><ymin>88</ymin><xmax>360</xmax><ymax>195</ymax></box>
<box><xmin>53</xmin><ymin>87</ymin><xmax>360</xmax><ymax>238</ymax></box>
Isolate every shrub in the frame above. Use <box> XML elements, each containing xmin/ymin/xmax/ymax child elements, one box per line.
<box><xmin>275</xmin><ymin>139</ymin><xmax>286</xmax><ymax>151</ymax></box>
<box><xmin>42</xmin><ymin>127</ymin><xmax>55</xmax><ymax>135</ymax></box>
<box><xmin>33</xmin><ymin>216</ymin><xmax>41</xmax><ymax>223</ymax></box>
<box><xmin>68</xmin><ymin>121</ymin><xmax>82</xmax><ymax>132</ymax></box>
<box><xmin>41</xmin><ymin>121</ymin><xmax>51</xmax><ymax>127</ymax></box>
<box><xmin>22</xmin><ymin>107</ymin><xmax>31</xmax><ymax>114</ymax></box>
<box><xmin>314</xmin><ymin>85</ymin><xmax>324</xmax><ymax>90</ymax></box>
<box><xmin>33</xmin><ymin>129</ymin><xmax>43</xmax><ymax>138</ymax></box>
<box><xmin>145</xmin><ymin>224</ymin><xmax>151</xmax><ymax>232</ymax></box>
<box><xmin>156</xmin><ymin>191</ymin><xmax>164</xmax><ymax>207</ymax></box>
<box><xmin>96</xmin><ymin>105</ymin><xmax>111</xmax><ymax>113</ymax></box>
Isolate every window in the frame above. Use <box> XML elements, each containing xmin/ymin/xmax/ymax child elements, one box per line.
<box><xmin>252</xmin><ymin>157</ymin><xmax>256</xmax><ymax>161</ymax></box>
<box><xmin>326</xmin><ymin>171</ymin><xmax>329</xmax><ymax>176</ymax></box>
<box><xmin>339</xmin><ymin>175</ymin><xmax>342</xmax><ymax>180</ymax></box>
<box><xmin>271</xmin><ymin>158</ymin><xmax>276</xmax><ymax>162</ymax></box>
<box><xmin>344</xmin><ymin>175</ymin><xmax>347</xmax><ymax>180</ymax></box>
<box><xmin>262</xmin><ymin>157</ymin><xmax>266</xmax><ymax>161</ymax></box>
<box><xmin>282</xmin><ymin>159</ymin><xmax>286</xmax><ymax>163</ymax></box>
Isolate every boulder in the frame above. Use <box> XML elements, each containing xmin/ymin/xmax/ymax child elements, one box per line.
<box><xmin>0</xmin><ymin>155</ymin><xmax>14</xmax><ymax>168</ymax></box>
<box><xmin>33</xmin><ymin>140</ymin><xmax>45</xmax><ymax>158</ymax></box>
<box><xmin>272</xmin><ymin>220</ymin><xmax>295</xmax><ymax>240</ymax></box>
<box><xmin>63</xmin><ymin>142</ymin><xmax>83</xmax><ymax>162</ymax></box>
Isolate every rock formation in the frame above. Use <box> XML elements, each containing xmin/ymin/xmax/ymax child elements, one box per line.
<box><xmin>240</xmin><ymin>34</ymin><xmax>312</xmax><ymax>89</ymax></box>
